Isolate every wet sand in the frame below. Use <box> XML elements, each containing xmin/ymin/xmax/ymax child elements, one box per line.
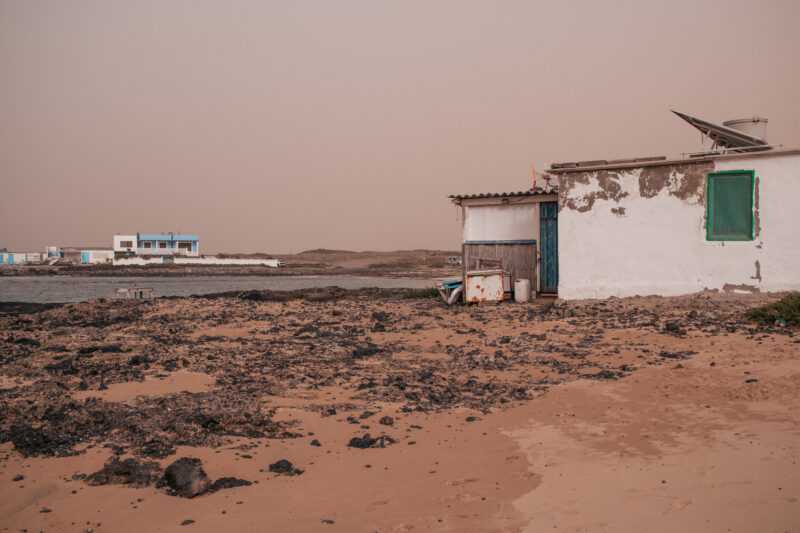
<box><xmin>1</xmin><ymin>291</ymin><xmax>798</xmax><ymax>532</ymax></box>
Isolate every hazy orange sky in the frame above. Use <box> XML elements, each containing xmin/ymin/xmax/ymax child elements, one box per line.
<box><xmin>2</xmin><ymin>0</ymin><xmax>798</xmax><ymax>253</ymax></box>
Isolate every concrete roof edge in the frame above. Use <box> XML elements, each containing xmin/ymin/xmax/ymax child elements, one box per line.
<box><xmin>547</xmin><ymin>148</ymin><xmax>800</xmax><ymax>174</ymax></box>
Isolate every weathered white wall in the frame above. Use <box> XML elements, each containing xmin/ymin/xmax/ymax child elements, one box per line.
<box><xmin>464</xmin><ymin>204</ymin><xmax>538</xmax><ymax>242</ymax></box>
<box><xmin>113</xmin><ymin>256</ymin><xmax>164</xmax><ymax>266</ymax></box>
<box><xmin>557</xmin><ymin>154</ymin><xmax>800</xmax><ymax>299</ymax></box>
<box><xmin>84</xmin><ymin>250</ymin><xmax>114</xmax><ymax>264</ymax></box>
<box><xmin>111</xmin><ymin>256</ymin><xmax>280</xmax><ymax>267</ymax></box>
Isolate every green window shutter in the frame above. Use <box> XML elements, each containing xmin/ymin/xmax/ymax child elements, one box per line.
<box><xmin>706</xmin><ymin>171</ymin><xmax>754</xmax><ymax>241</ymax></box>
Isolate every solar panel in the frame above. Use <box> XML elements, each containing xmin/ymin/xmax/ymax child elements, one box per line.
<box><xmin>672</xmin><ymin>110</ymin><xmax>768</xmax><ymax>149</ymax></box>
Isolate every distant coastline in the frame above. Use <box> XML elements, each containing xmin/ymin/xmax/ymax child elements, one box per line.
<box><xmin>0</xmin><ymin>249</ymin><xmax>460</xmax><ymax>279</ymax></box>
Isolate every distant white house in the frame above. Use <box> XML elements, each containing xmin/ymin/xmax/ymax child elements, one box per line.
<box><xmin>113</xmin><ymin>233</ymin><xmax>200</xmax><ymax>257</ymax></box>
<box><xmin>111</xmin><ymin>232</ymin><xmax>280</xmax><ymax>267</ymax></box>
<box><xmin>80</xmin><ymin>250</ymin><xmax>114</xmax><ymax>264</ymax></box>
<box><xmin>0</xmin><ymin>251</ymin><xmax>44</xmax><ymax>265</ymax></box>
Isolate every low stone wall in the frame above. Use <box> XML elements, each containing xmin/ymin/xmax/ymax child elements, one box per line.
<box><xmin>111</xmin><ymin>256</ymin><xmax>280</xmax><ymax>267</ymax></box>
<box><xmin>173</xmin><ymin>257</ymin><xmax>280</xmax><ymax>267</ymax></box>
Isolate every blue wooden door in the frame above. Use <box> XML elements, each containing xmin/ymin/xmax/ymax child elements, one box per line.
<box><xmin>539</xmin><ymin>202</ymin><xmax>559</xmax><ymax>293</ymax></box>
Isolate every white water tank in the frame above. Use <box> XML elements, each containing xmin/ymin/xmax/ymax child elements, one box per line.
<box><xmin>723</xmin><ymin>117</ymin><xmax>768</xmax><ymax>142</ymax></box>
<box><xmin>514</xmin><ymin>279</ymin><xmax>531</xmax><ymax>303</ymax></box>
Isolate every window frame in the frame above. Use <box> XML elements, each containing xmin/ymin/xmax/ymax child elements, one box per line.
<box><xmin>705</xmin><ymin>170</ymin><xmax>755</xmax><ymax>242</ymax></box>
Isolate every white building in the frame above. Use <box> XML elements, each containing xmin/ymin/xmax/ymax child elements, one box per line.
<box><xmin>0</xmin><ymin>252</ymin><xmax>44</xmax><ymax>265</ymax></box>
<box><xmin>550</xmin><ymin>148</ymin><xmax>800</xmax><ymax>299</ymax></box>
<box><xmin>111</xmin><ymin>232</ymin><xmax>281</xmax><ymax>267</ymax></box>
<box><xmin>447</xmin><ymin>111</ymin><xmax>800</xmax><ymax>300</ymax></box>
<box><xmin>113</xmin><ymin>233</ymin><xmax>200</xmax><ymax>257</ymax></box>
<box><xmin>449</xmin><ymin>187</ymin><xmax>558</xmax><ymax>296</ymax></box>
<box><xmin>80</xmin><ymin>250</ymin><xmax>114</xmax><ymax>264</ymax></box>
<box><xmin>113</xmin><ymin>235</ymin><xmax>137</xmax><ymax>255</ymax></box>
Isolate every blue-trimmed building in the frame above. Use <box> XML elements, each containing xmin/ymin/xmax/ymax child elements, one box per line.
<box><xmin>113</xmin><ymin>233</ymin><xmax>200</xmax><ymax>257</ymax></box>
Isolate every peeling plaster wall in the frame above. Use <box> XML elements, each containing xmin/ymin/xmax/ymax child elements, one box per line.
<box><xmin>463</xmin><ymin>204</ymin><xmax>539</xmax><ymax>242</ymax></box>
<box><xmin>557</xmin><ymin>155</ymin><xmax>800</xmax><ymax>299</ymax></box>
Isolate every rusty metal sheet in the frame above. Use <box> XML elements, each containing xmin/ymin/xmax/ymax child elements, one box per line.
<box><xmin>464</xmin><ymin>269</ymin><xmax>505</xmax><ymax>303</ymax></box>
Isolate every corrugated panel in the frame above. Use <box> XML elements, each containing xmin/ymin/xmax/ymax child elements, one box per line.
<box><xmin>449</xmin><ymin>187</ymin><xmax>556</xmax><ymax>201</ymax></box>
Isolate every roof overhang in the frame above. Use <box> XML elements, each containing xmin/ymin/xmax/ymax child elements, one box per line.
<box><xmin>449</xmin><ymin>188</ymin><xmax>557</xmax><ymax>205</ymax></box>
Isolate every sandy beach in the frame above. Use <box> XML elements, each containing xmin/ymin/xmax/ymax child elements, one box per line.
<box><xmin>1</xmin><ymin>290</ymin><xmax>798</xmax><ymax>532</ymax></box>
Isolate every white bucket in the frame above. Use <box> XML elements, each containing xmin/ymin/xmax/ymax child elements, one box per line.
<box><xmin>514</xmin><ymin>279</ymin><xmax>531</xmax><ymax>303</ymax></box>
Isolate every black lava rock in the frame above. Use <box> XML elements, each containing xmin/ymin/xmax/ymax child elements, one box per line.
<box><xmin>347</xmin><ymin>434</ymin><xmax>395</xmax><ymax>449</ymax></box>
<box><xmin>659</xmin><ymin>350</ymin><xmax>696</xmax><ymax>360</ymax></box>
<box><xmin>139</xmin><ymin>438</ymin><xmax>176</xmax><ymax>459</ymax></box>
<box><xmin>268</xmin><ymin>459</ymin><xmax>303</xmax><ymax>476</ymax></box>
<box><xmin>9</xmin><ymin>423</ymin><xmax>76</xmax><ymax>457</ymax></box>
<box><xmin>584</xmin><ymin>369</ymin><xmax>621</xmax><ymax>380</ymax></box>
<box><xmin>86</xmin><ymin>457</ymin><xmax>162</xmax><ymax>488</ymax></box>
<box><xmin>208</xmin><ymin>477</ymin><xmax>252</xmax><ymax>492</ymax></box>
<box><xmin>352</xmin><ymin>343</ymin><xmax>380</xmax><ymax>359</ymax></box>
<box><xmin>14</xmin><ymin>338</ymin><xmax>40</xmax><ymax>347</ymax></box>
<box><xmin>161</xmin><ymin>458</ymin><xmax>211</xmax><ymax>498</ymax></box>
<box><xmin>663</xmin><ymin>321</ymin><xmax>687</xmax><ymax>336</ymax></box>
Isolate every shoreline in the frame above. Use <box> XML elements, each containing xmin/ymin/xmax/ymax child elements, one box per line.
<box><xmin>0</xmin><ymin>249</ymin><xmax>461</xmax><ymax>279</ymax></box>
<box><xmin>0</xmin><ymin>265</ymin><xmax>457</xmax><ymax>278</ymax></box>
